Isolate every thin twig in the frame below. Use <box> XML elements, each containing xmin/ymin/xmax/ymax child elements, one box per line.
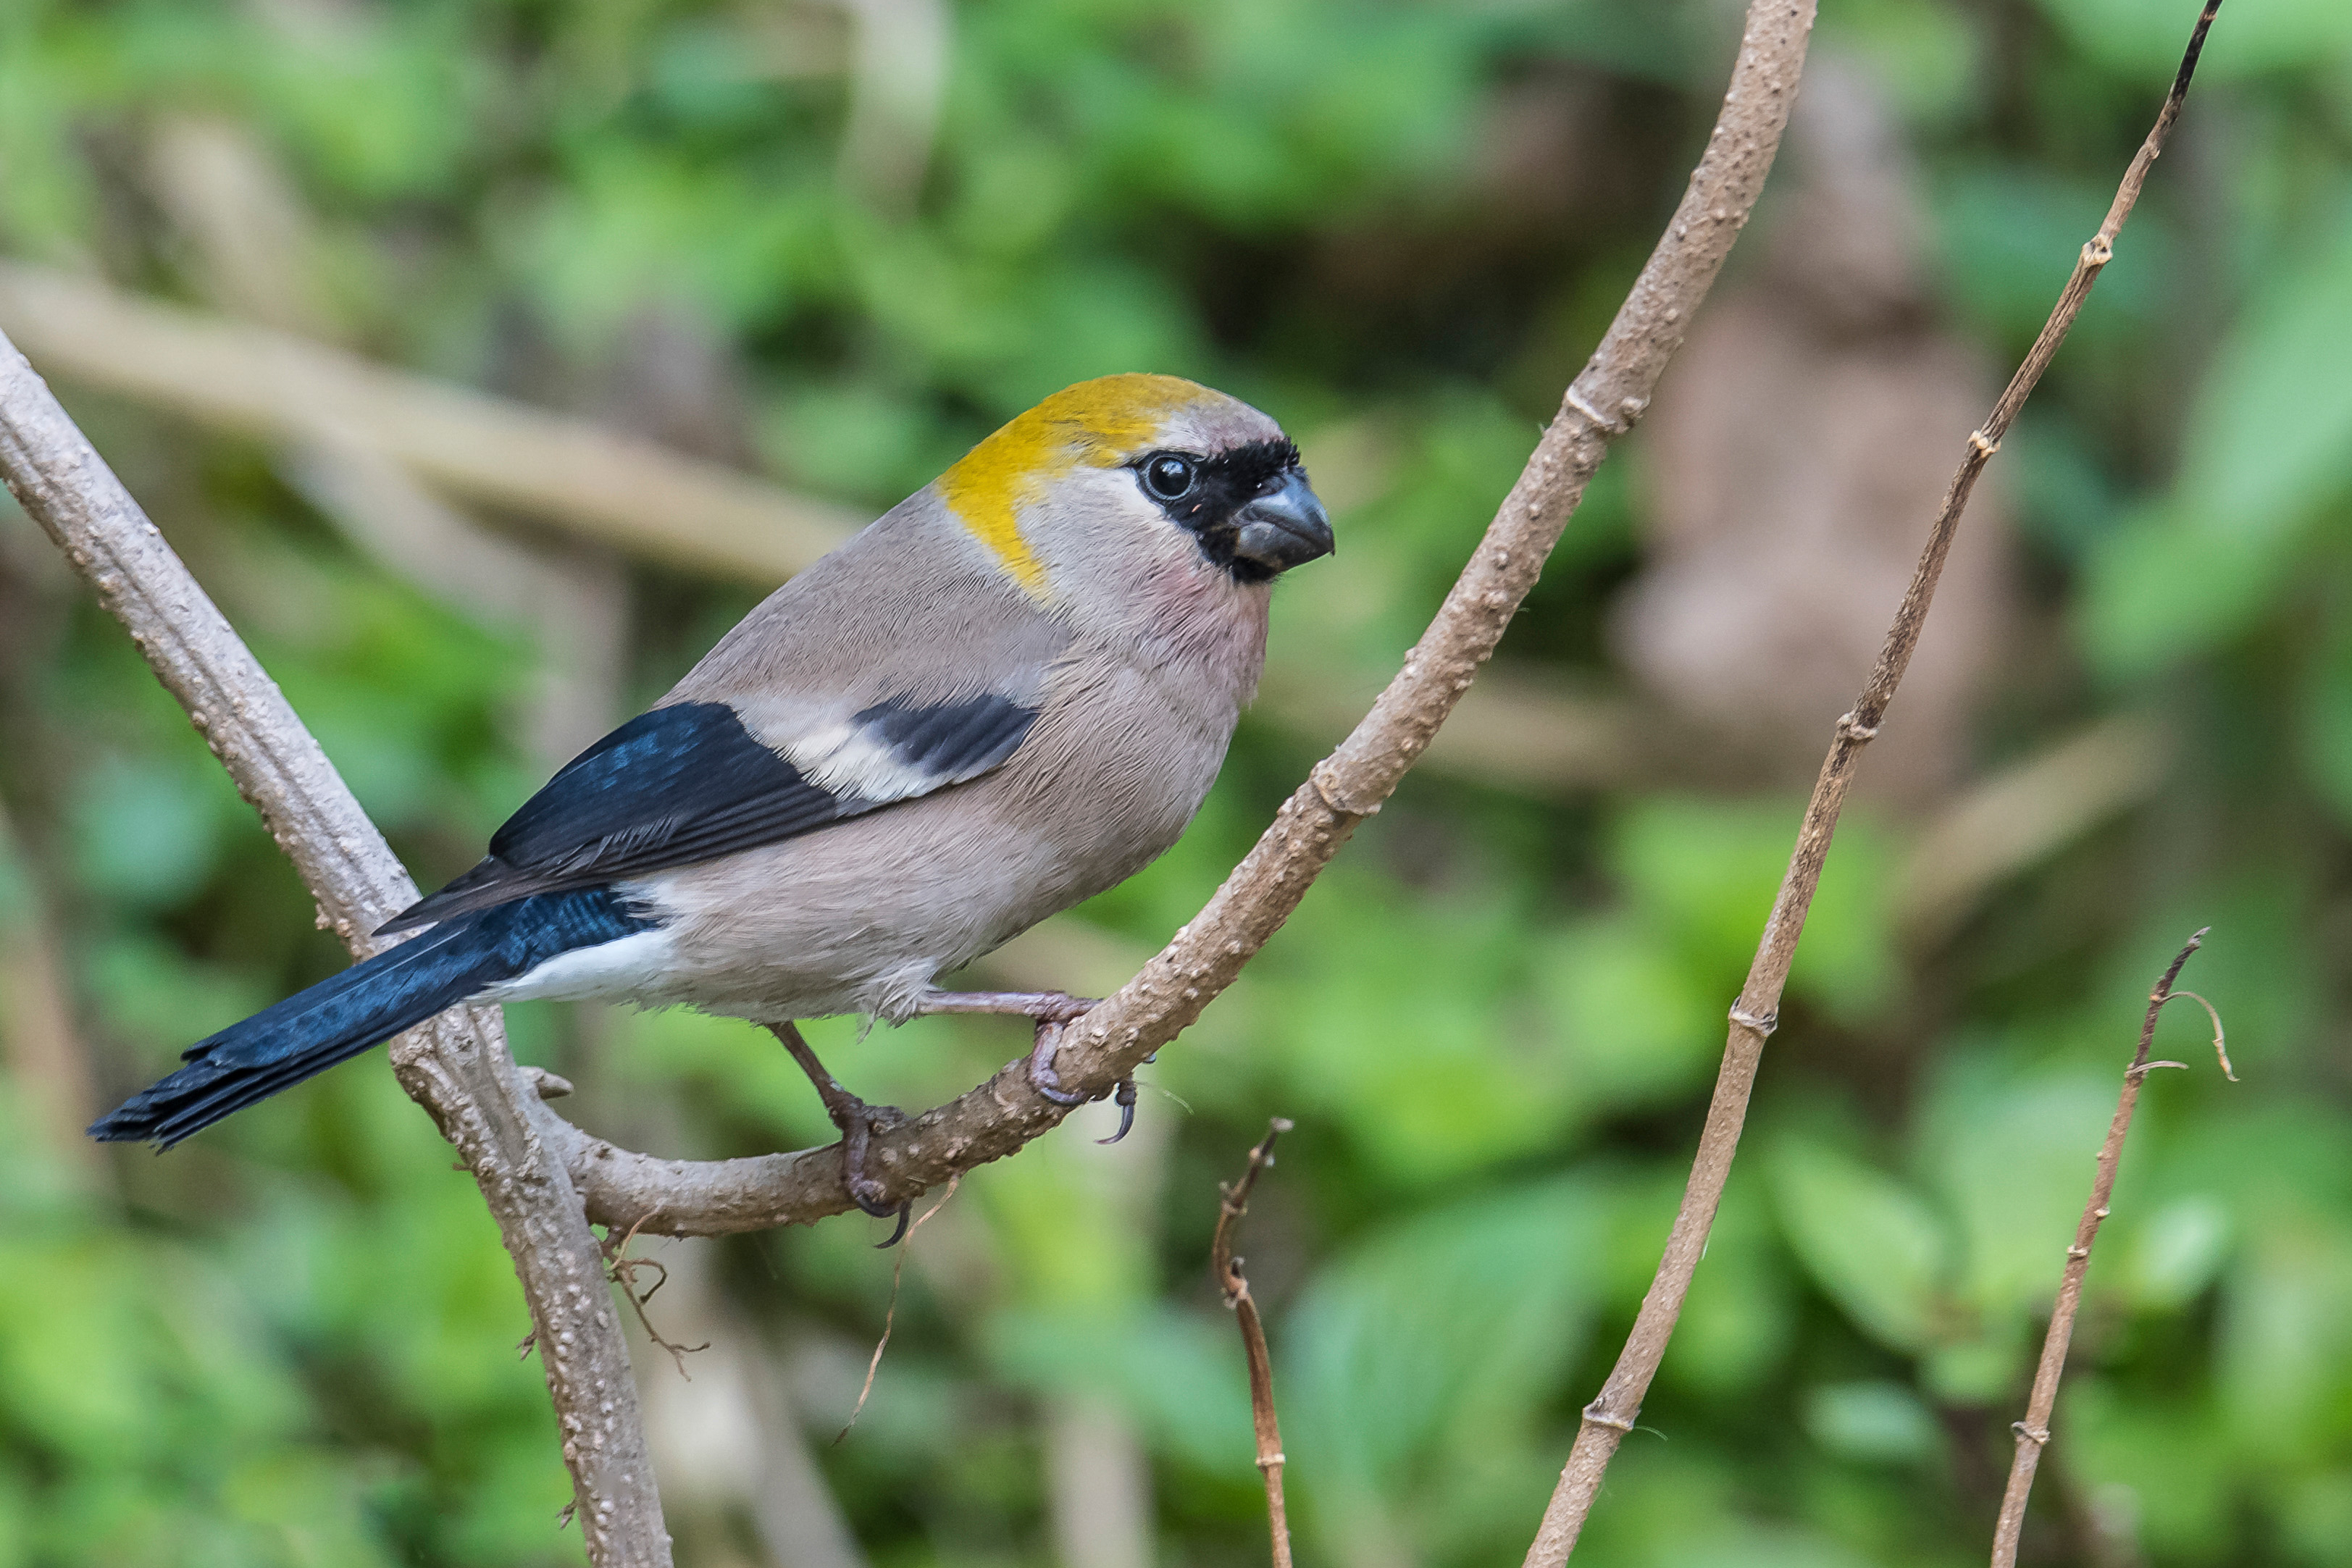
<box><xmin>2158</xmin><ymin>989</ymin><xmax>2232</xmax><ymax>1078</ymax></box>
<box><xmin>1215</xmin><ymin>1119</ymin><xmax>1296</xmax><ymax>1568</ymax></box>
<box><xmin>1522</xmin><ymin>6</ymin><xmax>2227</xmax><ymax>1562</ymax></box>
<box><xmin>602</xmin><ymin>1216</ymin><xmax>714</xmax><ymax>1380</ymax></box>
<box><xmin>1989</xmin><ymin>927</ymin><xmax>2230</xmax><ymax>1567</ymax></box>
<box><xmin>522</xmin><ymin>0</ymin><xmax>1822</xmax><ymax>1241</ymax></box>
<box><xmin>836</xmin><ymin>1175</ymin><xmax>960</xmax><ymax>1443</ymax></box>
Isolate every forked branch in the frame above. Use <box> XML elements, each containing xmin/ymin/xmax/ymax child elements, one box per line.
<box><xmin>1521</xmin><ymin>4</ymin><xmax>2228</xmax><ymax>1561</ymax></box>
<box><xmin>0</xmin><ymin>350</ymin><xmax>671</xmax><ymax>1563</ymax></box>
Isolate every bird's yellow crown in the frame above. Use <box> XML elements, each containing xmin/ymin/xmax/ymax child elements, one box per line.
<box><xmin>938</xmin><ymin>373</ymin><xmax>1213</xmax><ymax>592</ymax></box>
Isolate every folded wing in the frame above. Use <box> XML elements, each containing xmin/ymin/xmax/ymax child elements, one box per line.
<box><xmin>380</xmin><ymin>691</ymin><xmax>1040</xmax><ymax>933</ymax></box>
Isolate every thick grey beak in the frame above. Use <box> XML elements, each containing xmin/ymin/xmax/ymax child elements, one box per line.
<box><xmin>1231</xmin><ymin>470</ymin><xmax>1334</xmax><ymax>574</ymax></box>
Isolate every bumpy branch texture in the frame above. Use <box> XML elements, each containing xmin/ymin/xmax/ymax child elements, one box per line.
<box><xmin>543</xmin><ymin>0</ymin><xmax>1822</xmax><ymax>1239</ymax></box>
<box><xmin>0</xmin><ymin>341</ymin><xmax>674</xmax><ymax>1568</ymax></box>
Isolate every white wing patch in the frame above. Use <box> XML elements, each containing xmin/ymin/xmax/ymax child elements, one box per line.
<box><xmin>782</xmin><ymin>720</ymin><xmax>951</xmax><ymax>805</ymax></box>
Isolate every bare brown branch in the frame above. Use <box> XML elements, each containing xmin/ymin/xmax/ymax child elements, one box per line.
<box><xmin>0</xmin><ymin>340</ymin><xmax>674</xmax><ymax>1567</ymax></box>
<box><xmin>1522</xmin><ymin>7</ymin><xmax>2227</xmax><ymax>1561</ymax></box>
<box><xmin>1215</xmin><ymin>1119</ymin><xmax>1296</xmax><ymax>1568</ymax></box>
<box><xmin>1989</xmin><ymin>928</ymin><xmax>2229</xmax><ymax>1567</ymax></box>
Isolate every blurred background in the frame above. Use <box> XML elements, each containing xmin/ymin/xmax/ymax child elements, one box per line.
<box><xmin>1</xmin><ymin>0</ymin><xmax>2348</xmax><ymax>1564</ymax></box>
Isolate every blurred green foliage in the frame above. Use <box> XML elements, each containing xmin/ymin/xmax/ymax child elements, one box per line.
<box><xmin>3</xmin><ymin>1</ymin><xmax>2352</xmax><ymax>1565</ymax></box>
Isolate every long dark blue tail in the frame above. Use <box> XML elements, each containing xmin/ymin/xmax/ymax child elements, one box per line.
<box><xmin>90</xmin><ymin>888</ymin><xmax>648</xmax><ymax>1149</ymax></box>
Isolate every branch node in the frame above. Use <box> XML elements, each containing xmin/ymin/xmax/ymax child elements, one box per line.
<box><xmin>1834</xmin><ymin>710</ymin><xmax>1880</xmax><ymax>743</ymax></box>
<box><xmin>524</xmin><ymin>1066</ymin><xmax>576</xmax><ymax>1100</ymax></box>
<box><xmin>1728</xmin><ymin>1003</ymin><xmax>1779</xmax><ymax>1039</ymax></box>
<box><xmin>1580</xmin><ymin>1403</ymin><xmax>1639</xmax><ymax>1435</ymax></box>
<box><xmin>2012</xmin><ymin>1421</ymin><xmax>2051</xmax><ymax>1447</ymax></box>
<box><xmin>1562</xmin><ymin>383</ymin><xmax>1633</xmax><ymax>436</ymax></box>
<box><xmin>1968</xmin><ymin>428</ymin><xmax>2001</xmax><ymax>457</ymax></box>
<box><xmin>1307</xmin><ymin>763</ymin><xmax>1380</xmax><ymax>820</ymax></box>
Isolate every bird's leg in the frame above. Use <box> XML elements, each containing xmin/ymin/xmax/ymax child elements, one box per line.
<box><xmin>766</xmin><ymin>1021</ymin><xmax>911</xmax><ymax>1245</ymax></box>
<box><xmin>911</xmin><ymin>989</ymin><xmax>1097</xmax><ymax>1023</ymax></box>
<box><xmin>908</xmin><ymin>990</ymin><xmax>1133</xmax><ymax>1129</ymax></box>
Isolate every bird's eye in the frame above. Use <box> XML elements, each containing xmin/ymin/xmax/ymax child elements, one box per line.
<box><xmin>1140</xmin><ymin>453</ymin><xmax>1198</xmax><ymax>502</ymax></box>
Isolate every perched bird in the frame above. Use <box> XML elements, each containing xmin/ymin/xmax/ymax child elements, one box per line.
<box><xmin>91</xmin><ymin>373</ymin><xmax>1333</xmax><ymax>1232</ymax></box>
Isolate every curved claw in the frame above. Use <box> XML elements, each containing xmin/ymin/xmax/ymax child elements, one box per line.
<box><xmin>1028</xmin><ymin>1023</ymin><xmax>1088</xmax><ymax>1106</ymax></box>
<box><xmin>871</xmin><ymin>1202</ymin><xmax>913</xmax><ymax>1249</ymax></box>
<box><xmin>1096</xmin><ymin>1078</ymin><xmax>1137</xmax><ymax>1144</ymax></box>
<box><xmin>837</xmin><ymin>1101</ymin><xmax>909</xmax><ymax>1229</ymax></box>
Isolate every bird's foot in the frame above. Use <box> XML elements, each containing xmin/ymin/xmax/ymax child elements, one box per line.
<box><xmin>767</xmin><ymin>1022</ymin><xmax>912</xmax><ymax>1246</ymax></box>
<box><xmin>1026</xmin><ymin>1018</ymin><xmax>1088</xmax><ymax>1106</ymax></box>
<box><xmin>908</xmin><ymin>990</ymin><xmax>1140</xmax><ymax>1143</ymax></box>
<box><xmin>1025</xmin><ymin>1019</ymin><xmax>1142</xmax><ymax>1145</ymax></box>
<box><xmin>834</xmin><ymin>1098</ymin><xmax>912</xmax><ymax>1246</ymax></box>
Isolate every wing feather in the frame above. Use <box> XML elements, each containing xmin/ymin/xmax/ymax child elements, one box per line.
<box><xmin>379</xmin><ymin>693</ymin><xmax>1038</xmax><ymax>934</ymax></box>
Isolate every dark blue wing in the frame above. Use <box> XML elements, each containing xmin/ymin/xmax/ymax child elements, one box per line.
<box><xmin>380</xmin><ymin>693</ymin><xmax>1037</xmax><ymax>933</ymax></box>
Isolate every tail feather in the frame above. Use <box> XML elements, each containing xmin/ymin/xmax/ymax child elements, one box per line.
<box><xmin>90</xmin><ymin>888</ymin><xmax>648</xmax><ymax>1148</ymax></box>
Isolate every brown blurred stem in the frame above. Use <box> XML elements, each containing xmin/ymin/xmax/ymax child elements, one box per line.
<box><xmin>0</xmin><ymin>261</ymin><xmax>858</xmax><ymax>584</ymax></box>
<box><xmin>1989</xmin><ymin>928</ymin><xmax>2231</xmax><ymax>1567</ymax></box>
<box><xmin>1522</xmin><ymin>5</ymin><xmax>2227</xmax><ymax>1562</ymax></box>
<box><xmin>1215</xmin><ymin>1118</ymin><xmax>1295</xmax><ymax>1568</ymax></box>
<box><xmin>0</xmin><ymin>795</ymin><xmax>100</xmax><ymax>1175</ymax></box>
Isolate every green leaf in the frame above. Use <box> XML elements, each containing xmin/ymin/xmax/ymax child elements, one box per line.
<box><xmin>2077</xmin><ymin>497</ymin><xmax>2297</xmax><ymax>676</ymax></box>
<box><xmin>1283</xmin><ymin>1178</ymin><xmax>1605</xmax><ymax>1505</ymax></box>
<box><xmin>2083</xmin><ymin>218</ymin><xmax>2352</xmax><ymax>674</ymax></box>
<box><xmin>1614</xmin><ymin>798</ymin><xmax>1899</xmax><ymax>1022</ymax></box>
<box><xmin>2175</xmin><ymin>218</ymin><xmax>2352</xmax><ymax>540</ymax></box>
<box><xmin>1915</xmin><ymin>1052</ymin><xmax>2117</xmax><ymax>1323</ymax></box>
<box><xmin>1768</xmin><ymin>1139</ymin><xmax>1949</xmax><ymax>1353</ymax></box>
<box><xmin>2217</xmin><ymin>1217</ymin><xmax>2352</xmax><ymax>1459</ymax></box>
<box><xmin>1804</xmin><ymin>1380</ymin><xmax>1945</xmax><ymax>1467</ymax></box>
<box><xmin>2114</xmin><ymin>1196</ymin><xmax>2232</xmax><ymax>1312</ymax></box>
